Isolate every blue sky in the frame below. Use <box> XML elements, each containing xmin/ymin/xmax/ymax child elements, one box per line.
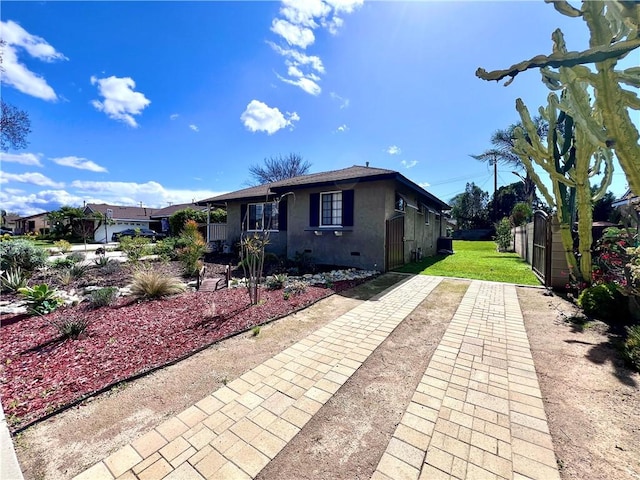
<box><xmin>0</xmin><ymin>1</ymin><xmax>633</xmax><ymax>216</ymax></box>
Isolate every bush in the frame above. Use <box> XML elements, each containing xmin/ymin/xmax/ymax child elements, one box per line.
<box><xmin>51</xmin><ymin>257</ymin><xmax>76</xmax><ymax>269</ymax></box>
<box><xmin>154</xmin><ymin>238</ymin><xmax>180</xmax><ymax>262</ymax></box>
<box><xmin>130</xmin><ymin>269</ymin><xmax>186</xmax><ymax>299</ymax></box>
<box><xmin>169</xmin><ymin>208</ymin><xmax>207</xmax><ymax>236</ymax></box>
<box><xmin>88</xmin><ymin>287</ymin><xmax>119</xmax><ymax>308</ymax></box>
<box><xmin>100</xmin><ymin>260</ymin><xmax>122</xmax><ymax>274</ymax></box>
<box><xmin>178</xmin><ymin>220</ymin><xmax>207</xmax><ymax>276</ymax></box>
<box><xmin>266</xmin><ymin>274</ymin><xmax>287</xmax><ymax>290</ymax></box>
<box><xmin>623</xmin><ymin>324</ymin><xmax>640</xmax><ymax>371</ymax></box>
<box><xmin>120</xmin><ymin>236</ymin><xmax>151</xmax><ymax>263</ymax></box>
<box><xmin>51</xmin><ymin>314</ymin><xmax>89</xmax><ymax>340</ymax></box>
<box><xmin>18</xmin><ymin>284</ymin><xmax>63</xmax><ymax>316</ymax></box>
<box><xmin>67</xmin><ymin>252</ymin><xmax>86</xmax><ymax>263</ymax></box>
<box><xmin>577</xmin><ymin>282</ymin><xmax>627</xmax><ymax>321</ymax></box>
<box><xmin>0</xmin><ymin>239</ymin><xmax>47</xmax><ymax>273</ymax></box>
<box><xmin>510</xmin><ymin>202</ymin><xmax>533</xmax><ymax>226</ymax></box>
<box><xmin>1</xmin><ymin>267</ymin><xmax>28</xmax><ymax>292</ymax></box>
<box><xmin>53</xmin><ymin>239</ymin><xmax>72</xmax><ymax>253</ymax></box>
<box><xmin>494</xmin><ymin>217</ymin><xmax>512</xmax><ymax>252</ymax></box>
<box><xmin>284</xmin><ymin>280</ymin><xmax>307</xmax><ymax>296</ymax></box>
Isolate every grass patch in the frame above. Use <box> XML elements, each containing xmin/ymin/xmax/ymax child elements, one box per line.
<box><xmin>397</xmin><ymin>241</ymin><xmax>541</xmax><ymax>285</ymax></box>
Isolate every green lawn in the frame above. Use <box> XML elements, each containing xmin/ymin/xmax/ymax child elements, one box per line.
<box><xmin>396</xmin><ymin>240</ymin><xmax>541</xmax><ymax>285</ymax></box>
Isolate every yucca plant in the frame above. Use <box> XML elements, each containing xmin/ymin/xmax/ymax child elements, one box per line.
<box><xmin>94</xmin><ymin>254</ymin><xmax>111</xmax><ymax>267</ymax></box>
<box><xmin>1</xmin><ymin>267</ymin><xmax>28</xmax><ymax>292</ymax></box>
<box><xmin>51</xmin><ymin>314</ymin><xmax>89</xmax><ymax>340</ymax></box>
<box><xmin>130</xmin><ymin>269</ymin><xmax>186</xmax><ymax>300</ymax></box>
<box><xmin>57</xmin><ymin>268</ymin><xmax>74</xmax><ymax>286</ymax></box>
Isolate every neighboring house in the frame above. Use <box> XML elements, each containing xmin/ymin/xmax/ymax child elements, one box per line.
<box><xmin>1</xmin><ymin>213</ymin><xmax>20</xmax><ymax>232</ymax></box>
<box><xmin>612</xmin><ymin>189</ymin><xmax>639</xmax><ymax>211</ymax></box>
<box><xmin>15</xmin><ymin>212</ymin><xmax>52</xmax><ymax>235</ymax></box>
<box><xmin>84</xmin><ymin>203</ymin><xmax>157</xmax><ymax>243</ymax></box>
<box><xmin>149</xmin><ymin>203</ymin><xmax>207</xmax><ymax>236</ymax></box>
<box><xmin>196</xmin><ymin>165</ymin><xmax>450</xmax><ymax>271</ymax></box>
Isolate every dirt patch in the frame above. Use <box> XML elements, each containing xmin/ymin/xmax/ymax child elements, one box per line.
<box><xmin>257</xmin><ymin>279</ymin><xmax>469</xmax><ymax>480</ymax></box>
<box><xmin>13</xmin><ymin>273</ymin><xmax>405</xmax><ymax>480</ymax></box>
<box><xmin>517</xmin><ymin>287</ymin><xmax>640</xmax><ymax>480</ymax></box>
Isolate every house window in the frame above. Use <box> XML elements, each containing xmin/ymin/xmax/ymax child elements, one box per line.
<box><xmin>246</xmin><ymin>202</ymin><xmax>279</xmax><ymax>231</ymax></box>
<box><xmin>321</xmin><ymin>191</ymin><xmax>342</xmax><ymax>226</ymax></box>
<box><xmin>395</xmin><ymin>193</ymin><xmax>406</xmax><ymax>212</ymax></box>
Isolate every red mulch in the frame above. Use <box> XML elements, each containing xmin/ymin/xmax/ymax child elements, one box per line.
<box><xmin>0</xmin><ymin>281</ymin><xmax>360</xmax><ymax>433</ymax></box>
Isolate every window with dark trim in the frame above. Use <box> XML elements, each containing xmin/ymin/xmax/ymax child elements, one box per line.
<box><xmin>245</xmin><ymin>202</ymin><xmax>279</xmax><ymax>231</ymax></box>
<box><xmin>395</xmin><ymin>192</ymin><xmax>406</xmax><ymax>212</ymax></box>
<box><xmin>321</xmin><ymin>191</ymin><xmax>342</xmax><ymax>226</ymax></box>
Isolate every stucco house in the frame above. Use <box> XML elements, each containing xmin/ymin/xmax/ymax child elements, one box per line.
<box><xmin>15</xmin><ymin>212</ymin><xmax>52</xmax><ymax>235</ymax></box>
<box><xmin>84</xmin><ymin>203</ymin><xmax>157</xmax><ymax>243</ymax></box>
<box><xmin>196</xmin><ymin>165</ymin><xmax>450</xmax><ymax>271</ymax></box>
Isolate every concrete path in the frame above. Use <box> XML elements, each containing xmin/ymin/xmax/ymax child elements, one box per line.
<box><xmin>61</xmin><ymin>276</ymin><xmax>559</xmax><ymax>480</ymax></box>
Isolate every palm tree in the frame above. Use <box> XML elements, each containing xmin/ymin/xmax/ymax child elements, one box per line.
<box><xmin>471</xmin><ymin>116</ymin><xmax>548</xmax><ymax>205</ymax></box>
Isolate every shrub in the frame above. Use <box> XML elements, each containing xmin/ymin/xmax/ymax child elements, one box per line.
<box><xmin>510</xmin><ymin>202</ymin><xmax>533</xmax><ymax>226</ymax></box>
<box><xmin>53</xmin><ymin>239</ymin><xmax>72</xmax><ymax>253</ymax></box>
<box><xmin>67</xmin><ymin>252</ymin><xmax>86</xmax><ymax>263</ymax></box>
<box><xmin>57</xmin><ymin>269</ymin><xmax>74</xmax><ymax>286</ymax></box>
<box><xmin>252</xmin><ymin>326</ymin><xmax>261</xmax><ymax>337</ymax></box>
<box><xmin>0</xmin><ymin>239</ymin><xmax>47</xmax><ymax>272</ymax></box>
<box><xmin>494</xmin><ymin>217</ymin><xmax>512</xmax><ymax>252</ymax></box>
<box><xmin>284</xmin><ymin>280</ymin><xmax>307</xmax><ymax>296</ymax></box>
<box><xmin>51</xmin><ymin>257</ymin><xmax>76</xmax><ymax>269</ymax></box>
<box><xmin>1</xmin><ymin>267</ymin><xmax>28</xmax><ymax>292</ymax></box>
<box><xmin>623</xmin><ymin>324</ymin><xmax>640</xmax><ymax>371</ymax></box>
<box><xmin>178</xmin><ymin>220</ymin><xmax>207</xmax><ymax>276</ymax></box>
<box><xmin>70</xmin><ymin>263</ymin><xmax>89</xmax><ymax>279</ymax></box>
<box><xmin>130</xmin><ymin>269</ymin><xmax>186</xmax><ymax>299</ymax></box>
<box><xmin>154</xmin><ymin>238</ymin><xmax>180</xmax><ymax>262</ymax></box>
<box><xmin>120</xmin><ymin>236</ymin><xmax>151</xmax><ymax>263</ymax></box>
<box><xmin>266</xmin><ymin>274</ymin><xmax>287</xmax><ymax>290</ymax></box>
<box><xmin>577</xmin><ymin>282</ymin><xmax>627</xmax><ymax>321</ymax></box>
<box><xmin>18</xmin><ymin>284</ymin><xmax>63</xmax><ymax>315</ymax></box>
<box><xmin>88</xmin><ymin>287</ymin><xmax>119</xmax><ymax>308</ymax></box>
<box><xmin>100</xmin><ymin>260</ymin><xmax>122</xmax><ymax>274</ymax></box>
<box><xmin>169</xmin><ymin>208</ymin><xmax>207</xmax><ymax>236</ymax></box>
<box><xmin>51</xmin><ymin>314</ymin><xmax>89</xmax><ymax>340</ymax></box>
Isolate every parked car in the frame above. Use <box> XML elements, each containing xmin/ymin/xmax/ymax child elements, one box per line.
<box><xmin>111</xmin><ymin>228</ymin><xmax>165</xmax><ymax>242</ymax></box>
<box><xmin>0</xmin><ymin>227</ymin><xmax>14</xmax><ymax>236</ymax></box>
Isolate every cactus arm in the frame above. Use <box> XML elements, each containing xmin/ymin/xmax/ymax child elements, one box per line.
<box><xmin>617</xmin><ymin>67</ymin><xmax>640</xmax><ymax>88</ymax></box>
<box><xmin>475</xmin><ymin>37</ymin><xmax>640</xmax><ymax>83</ymax></box>
<box><xmin>546</xmin><ymin>0</ymin><xmax>582</xmax><ymax>18</ymax></box>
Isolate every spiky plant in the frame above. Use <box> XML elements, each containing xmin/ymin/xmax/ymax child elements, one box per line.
<box><xmin>130</xmin><ymin>269</ymin><xmax>186</xmax><ymax>299</ymax></box>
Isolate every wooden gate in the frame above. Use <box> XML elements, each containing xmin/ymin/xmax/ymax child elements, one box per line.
<box><xmin>386</xmin><ymin>215</ymin><xmax>405</xmax><ymax>271</ymax></box>
<box><xmin>532</xmin><ymin>210</ymin><xmax>551</xmax><ymax>287</ymax></box>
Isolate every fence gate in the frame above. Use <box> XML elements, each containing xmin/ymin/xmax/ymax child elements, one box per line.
<box><xmin>386</xmin><ymin>215</ymin><xmax>405</xmax><ymax>271</ymax></box>
<box><xmin>532</xmin><ymin>210</ymin><xmax>551</xmax><ymax>287</ymax></box>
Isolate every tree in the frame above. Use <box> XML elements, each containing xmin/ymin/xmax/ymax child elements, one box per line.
<box><xmin>592</xmin><ymin>190</ymin><xmax>621</xmax><ymax>224</ymax></box>
<box><xmin>450</xmin><ymin>183</ymin><xmax>490</xmax><ymax>230</ymax></box>
<box><xmin>476</xmin><ymin>1</ymin><xmax>639</xmax><ymax>284</ymax></box>
<box><xmin>248</xmin><ymin>153</ymin><xmax>311</xmax><ymax>185</ymax></box>
<box><xmin>471</xmin><ymin>117</ymin><xmax>547</xmax><ymax>205</ymax></box>
<box><xmin>1</xmin><ymin>100</ymin><xmax>31</xmax><ymax>152</ymax></box>
<box><xmin>486</xmin><ymin>182</ymin><xmax>529</xmax><ymax>224</ymax></box>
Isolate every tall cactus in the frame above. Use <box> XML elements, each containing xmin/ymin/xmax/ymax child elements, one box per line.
<box><xmin>513</xmin><ymin>88</ymin><xmax>612</xmax><ymax>283</ymax></box>
<box><xmin>476</xmin><ymin>1</ymin><xmax>640</xmax><ymax>196</ymax></box>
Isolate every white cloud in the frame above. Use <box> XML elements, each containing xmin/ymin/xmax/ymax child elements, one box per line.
<box><xmin>401</xmin><ymin>160</ymin><xmax>418</xmax><ymax>169</ymax></box>
<box><xmin>1</xmin><ymin>171</ymin><xmax>64</xmax><ymax>188</ymax></box>
<box><xmin>268</xmin><ymin>42</ymin><xmax>325</xmax><ymax>74</ymax></box>
<box><xmin>51</xmin><ymin>156</ymin><xmax>108</xmax><ymax>173</ymax></box>
<box><xmin>271</xmin><ymin>18</ymin><xmax>315</xmax><ymax>49</ymax></box>
<box><xmin>0</xmin><ymin>20</ymin><xmax>67</xmax><ymax>101</ymax></box>
<box><xmin>0</xmin><ymin>152</ymin><xmax>43</xmax><ymax>167</ymax></box>
<box><xmin>276</xmin><ymin>74</ymin><xmax>321</xmax><ymax>96</ymax></box>
<box><xmin>280</xmin><ymin>0</ymin><xmax>331</xmax><ymax>28</ymax></box>
<box><xmin>330</xmin><ymin>92</ymin><xmax>350</xmax><ymax>109</ymax></box>
<box><xmin>170</xmin><ymin>113</ymin><xmax>180</xmax><ymax>120</ymax></box>
<box><xmin>90</xmin><ymin>75</ymin><xmax>151</xmax><ymax>127</ymax></box>
<box><xmin>240</xmin><ymin>100</ymin><xmax>299</xmax><ymax>135</ymax></box>
<box><xmin>325</xmin><ymin>0</ymin><xmax>364</xmax><ymax>14</ymax></box>
<box><xmin>336</xmin><ymin>124</ymin><xmax>348</xmax><ymax>132</ymax></box>
<box><xmin>387</xmin><ymin>145</ymin><xmax>402</xmax><ymax>155</ymax></box>
<box><xmin>189</xmin><ymin>124</ymin><xmax>199</xmax><ymax>132</ymax></box>
<box><xmin>418</xmin><ymin>182</ymin><xmax>431</xmax><ymax>188</ymax></box>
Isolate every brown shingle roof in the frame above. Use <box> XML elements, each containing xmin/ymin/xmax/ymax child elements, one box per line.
<box><xmin>149</xmin><ymin>203</ymin><xmax>206</xmax><ymax>218</ymax></box>
<box><xmin>196</xmin><ymin>165</ymin><xmax>449</xmax><ymax>210</ymax></box>
<box><xmin>84</xmin><ymin>203</ymin><xmax>156</xmax><ymax>221</ymax></box>
<box><xmin>196</xmin><ymin>165</ymin><xmax>396</xmax><ymax>203</ymax></box>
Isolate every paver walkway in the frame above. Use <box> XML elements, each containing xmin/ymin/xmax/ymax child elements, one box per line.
<box><xmin>373</xmin><ymin>281</ymin><xmax>559</xmax><ymax>480</ymax></box>
<box><xmin>73</xmin><ymin>275</ymin><xmax>443</xmax><ymax>480</ymax></box>
<box><xmin>71</xmin><ymin>277</ymin><xmax>559</xmax><ymax>480</ymax></box>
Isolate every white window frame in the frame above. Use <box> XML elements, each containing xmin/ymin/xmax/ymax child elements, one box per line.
<box><xmin>320</xmin><ymin>191</ymin><xmax>343</xmax><ymax>227</ymax></box>
<box><xmin>246</xmin><ymin>202</ymin><xmax>279</xmax><ymax>232</ymax></box>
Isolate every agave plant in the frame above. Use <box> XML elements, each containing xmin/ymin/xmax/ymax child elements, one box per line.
<box><xmin>1</xmin><ymin>267</ymin><xmax>28</xmax><ymax>292</ymax></box>
<box><xmin>18</xmin><ymin>284</ymin><xmax>64</xmax><ymax>315</ymax></box>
